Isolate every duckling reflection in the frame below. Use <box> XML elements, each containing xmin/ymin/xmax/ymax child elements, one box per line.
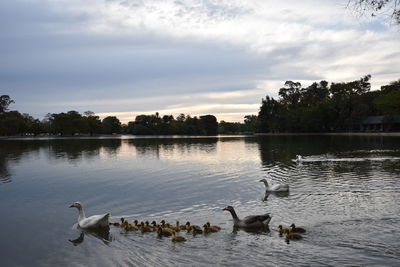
<box><xmin>69</xmin><ymin>227</ymin><xmax>112</xmax><ymax>246</ymax></box>
<box><xmin>262</xmin><ymin>191</ymin><xmax>289</xmax><ymax>201</ymax></box>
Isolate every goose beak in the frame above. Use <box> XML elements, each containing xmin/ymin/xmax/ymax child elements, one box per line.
<box><xmin>222</xmin><ymin>207</ymin><xmax>227</xmax><ymax>211</ymax></box>
<box><xmin>69</xmin><ymin>204</ymin><xmax>75</xmax><ymax>208</ymax></box>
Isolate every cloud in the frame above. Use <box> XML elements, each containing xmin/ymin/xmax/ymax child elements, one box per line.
<box><xmin>1</xmin><ymin>0</ymin><xmax>399</xmax><ymax>122</ymax></box>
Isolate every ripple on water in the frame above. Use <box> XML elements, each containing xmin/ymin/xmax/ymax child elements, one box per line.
<box><xmin>1</xmin><ymin>137</ymin><xmax>400</xmax><ymax>266</ymax></box>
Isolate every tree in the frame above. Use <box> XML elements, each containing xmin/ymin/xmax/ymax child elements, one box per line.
<box><xmin>279</xmin><ymin>81</ymin><xmax>302</xmax><ymax>107</ymax></box>
<box><xmin>51</xmin><ymin>111</ymin><xmax>85</xmax><ymax>136</ymax></box>
<box><xmin>347</xmin><ymin>0</ymin><xmax>400</xmax><ymax>25</ymax></box>
<box><xmin>102</xmin><ymin>116</ymin><xmax>121</xmax><ymax>134</ymax></box>
<box><xmin>374</xmin><ymin>89</ymin><xmax>400</xmax><ymax>115</ymax></box>
<box><xmin>258</xmin><ymin>96</ymin><xmax>281</xmax><ymax>132</ymax></box>
<box><xmin>199</xmin><ymin>115</ymin><xmax>218</xmax><ymax>135</ymax></box>
<box><xmin>300</xmin><ymin>81</ymin><xmax>329</xmax><ymax>107</ymax></box>
<box><xmin>83</xmin><ymin>111</ymin><xmax>102</xmax><ymax>136</ymax></box>
<box><xmin>83</xmin><ymin>110</ymin><xmax>95</xmax><ymax>117</ymax></box>
<box><xmin>0</xmin><ymin>95</ymin><xmax>15</xmax><ymax>113</ymax></box>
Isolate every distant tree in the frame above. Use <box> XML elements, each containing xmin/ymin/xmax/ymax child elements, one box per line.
<box><xmin>218</xmin><ymin>120</ymin><xmax>241</xmax><ymax>134</ymax></box>
<box><xmin>83</xmin><ymin>110</ymin><xmax>95</xmax><ymax>117</ymax></box>
<box><xmin>176</xmin><ymin>113</ymin><xmax>186</xmax><ymax>122</ymax></box>
<box><xmin>199</xmin><ymin>115</ymin><xmax>218</xmax><ymax>135</ymax></box>
<box><xmin>329</xmin><ymin>75</ymin><xmax>371</xmax><ymax>130</ymax></box>
<box><xmin>0</xmin><ymin>111</ymin><xmax>25</xmax><ymax>135</ymax></box>
<box><xmin>300</xmin><ymin>81</ymin><xmax>329</xmax><ymax>107</ymax></box>
<box><xmin>0</xmin><ymin>95</ymin><xmax>15</xmax><ymax>113</ymax></box>
<box><xmin>102</xmin><ymin>116</ymin><xmax>121</xmax><ymax>134</ymax></box>
<box><xmin>374</xmin><ymin>89</ymin><xmax>400</xmax><ymax>115</ymax></box>
<box><xmin>243</xmin><ymin>115</ymin><xmax>258</xmax><ymax>132</ymax></box>
<box><xmin>381</xmin><ymin>79</ymin><xmax>400</xmax><ymax>93</ymax></box>
<box><xmin>83</xmin><ymin>111</ymin><xmax>102</xmax><ymax>136</ymax></box>
<box><xmin>279</xmin><ymin>81</ymin><xmax>302</xmax><ymax>108</ymax></box>
<box><xmin>51</xmin><ymin>111</ymin><xmax>85</xmax><ymax>135</ymax></box>
<box><xmin>258</xmin><ymin>96</ymin><xmax>281</xmax><ymax>132</ymax></box>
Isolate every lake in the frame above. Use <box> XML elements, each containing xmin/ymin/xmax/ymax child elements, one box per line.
<box><xmin>1</xmin><ymin>135</ymin><xmax>400</xmax><ymax>266</ymax></box>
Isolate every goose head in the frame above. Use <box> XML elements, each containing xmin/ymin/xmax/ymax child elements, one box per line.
<box><xmin>259</xmin><ymin>178</ymin><xmax>269</xmax><ymax>185</ymax></box>
<box><xmin>69</xmin><ymin>202</ymin><xmax>82</xmax><ymax>209</ymax></box>
<box><xmin>222</xmin><ymin>205</ymin><xmax>234</xmax><ymax>212</ymax></box>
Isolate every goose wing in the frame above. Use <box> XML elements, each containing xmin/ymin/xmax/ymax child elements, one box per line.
<box><xmin>270</xmin><ymin>183</ymin><xmax>289</xmax><ymax>192</ymax></box>
<box><xmin>79</xmin><ymin>213</ymin><xmax>110</xmax><ymax>228</ymax></box>
<box><xmin>242</xmin><ymin>214</ymin><xmax>270</xmax><ymax>225</ymax></box>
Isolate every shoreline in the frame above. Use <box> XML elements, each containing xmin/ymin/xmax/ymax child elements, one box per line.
<box><xmin>1</xmin><ymin>132</ymin><xmax>400</xmax><ymax>140</ymax></box>
<box><xmin>255</xmin><ymin>132</ymin><xmax>400</xmax><ymax>136</ymax></box>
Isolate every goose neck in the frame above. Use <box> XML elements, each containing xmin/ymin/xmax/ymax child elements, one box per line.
<box><xmin>77</xmin><ymin>206</ymin><xmax>86</xmax><ymax>221</ymax></box>
<box><xmin>228</xmin><ymin>208</ymin><xmax>239</xmax><ymax>220</ymax></box>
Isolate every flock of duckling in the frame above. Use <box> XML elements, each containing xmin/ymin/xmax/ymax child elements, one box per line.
<box><xmin>278</xmin><ymin>223</ymin><xmax>306</xmax><ymax>242</ymax></box>
<box><xmin>109</xmin><ymin>218</ymin><xmax>221</xmax><ymax>242</ymax></box>
<box><xmin>70</xmin><ymin>176</ymin><xmax>307</xmax><ymax>244</ymax></box>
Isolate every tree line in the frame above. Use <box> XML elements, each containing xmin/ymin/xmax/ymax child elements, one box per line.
<box><xmin>257</xmin><ymin>75</ymin><xmax>400</xmax><ymax>132</ymax></box>
<box><xmin>1</xmin><ymin>75</ymin><xmax>399</xmax><ymax>136</ymax></box>
<box><xmin>0</xmin><ymin>97</ymin><xmax>233</xmax><ymax>136</ymax></box>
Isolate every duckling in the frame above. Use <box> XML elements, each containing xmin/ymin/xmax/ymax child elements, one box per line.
<box><xmin>140</xmin><ymin>222</ymin><xmax>152</xmax><ymax>233</ymax></box>
<box><xmin>133</xmin><ymin>220</ymin><xmax>140</xmax><ymax>227</ymax></box>
<box><xmin>157</xmin><ymin>226</ymin><xmax>173</xmax><ymax>237</ymax></box>
<box><xmin>285</xmin><ymin>232</ymin><xmax>303</xmax><ymax>240</ymax></box>
<box><xmin>145</xmin><ymin>221</ymin><xmax>156</xmax><ymax>231</ymax></box>
<box><xmin>185</xmin><ymin>222</ymin><xmax>202</xmax><ymax>233</ymax></box>
<box><xmin>120</xmin><ymin>218</ymin><xmax>129</xmax><ymax>228</ymax></box>
<box><xmin>160</xmin><ymin>220</ymin><xmax>167</xmax><ymax>228</ymax></box>
<box><xmin>151</xmin><ymin>221</ymin><xmax>159</xmax><ymax>228</ymax></box>
<box><xmin>124</xmin><ymin>223</ymin><xmax>138</xmax><ymax>231</ymax></box>
<box><xmin>171</xmin><ymin>231</ymin><xmax>186</xmax><ymax>242</ymax></box>
<box><xmin>171</xmin><ymin>221</ymin><xmax>181</xmax><ymax>232</ymax></box>
<box><xmin>278</xmin><ymin>225</ymin><xmax>291</xmax><ymax>234</ymax></box>
<box><xmin>190</xmin><ymin>225</ymin><xmax>203</xmax><ymax>234</ymax></box>
<box><xmin>203</xmin><ymin>224</ymin><xmax>218</xmax><ymax>233</ymax></box>
<box><xmin>290</xmin><ymin>223</ymin><xmax>306</xmax><ymax>233</ymax></box>
<box><xmin>206</xmin><ymin>222</ymin><xmax>221</xmax><ymax>231</ymax></box>
<box><xmin>177</xmin><ymin>221</ymin><xmax>186</xmax><ymax>231</ymax></box>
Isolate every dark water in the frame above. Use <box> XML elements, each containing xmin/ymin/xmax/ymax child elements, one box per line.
<box><xmin>1</xmin><ymin>135</ymin><xmax>400</xmax><ymax>266</ymax></box>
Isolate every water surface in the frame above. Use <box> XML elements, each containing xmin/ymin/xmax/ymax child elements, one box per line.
<box><xmin>0</xmin><ymin>135</ymin><xmax>399</xmax><ymax>266</ymax></box>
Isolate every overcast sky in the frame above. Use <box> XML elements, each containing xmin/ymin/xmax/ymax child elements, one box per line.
<box><xmin>1</xmin><ymin>0</ymin><xmax>399</xmax><ymax>123</ymax></box>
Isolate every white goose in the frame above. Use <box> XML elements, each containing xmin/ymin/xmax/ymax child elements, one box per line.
<box><xmin>69</xmin><ymin>202</ymin><xmax>110</xmax><ymax>229</ymax></box>
<box><xmin>259</xmin><ymin>178</ymin><xmax>289</xmax><ymax>192</ymax></box>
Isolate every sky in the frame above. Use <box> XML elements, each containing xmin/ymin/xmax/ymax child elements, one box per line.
<box><xmin>1</xmin><ymin>0</ymin><xmax>399</xmax><ymax>123</ymax></box>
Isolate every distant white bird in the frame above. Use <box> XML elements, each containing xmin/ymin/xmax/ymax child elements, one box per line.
<box><xmin>295</xmin><ymin>155</ymin><xmax>303</xmax><ymax>163</ymax></box>
<box><xmin>69</xmin><ymin>202</ymin><xmax>110</xmax><ymax>229</ymax></box>
<box><xmin>259</xmin><ymin>178</ymin><xmax>289</xmax><ymax>192</ymax></box>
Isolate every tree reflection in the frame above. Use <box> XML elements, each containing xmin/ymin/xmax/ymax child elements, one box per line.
<box><xmin>126</xmin><ymin>137</ymin><xmax>218</xmax><ymax>159</ymax></box>
<box><xmin>0</xmin><ymin>139</ymin><xmax>122</xmax><ymax>183</ymax></box>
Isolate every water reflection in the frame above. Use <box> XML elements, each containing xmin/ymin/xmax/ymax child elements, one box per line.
<box><xmin>262</xmin><ymin>191</ymin><xmax>290</xmax><ymax>201</ymax></box>
<box><xmin>0</xmin><ymin>139</ymin><xmax>122</xmax><ymax>183</ymax></box>
<box><xmin>1</xmin><ymin>136</ymin><xmax>400</xmax><ymax>266</ymax></box>
<box><xmin>126</xmin><ymin>138</ymin><xmax>218</xmax><ymax>159</ymax></box>
<box><xmin>69</xmin><ymin>227</ymin><xmax>112</xmax><ymax>246</ymax></box>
